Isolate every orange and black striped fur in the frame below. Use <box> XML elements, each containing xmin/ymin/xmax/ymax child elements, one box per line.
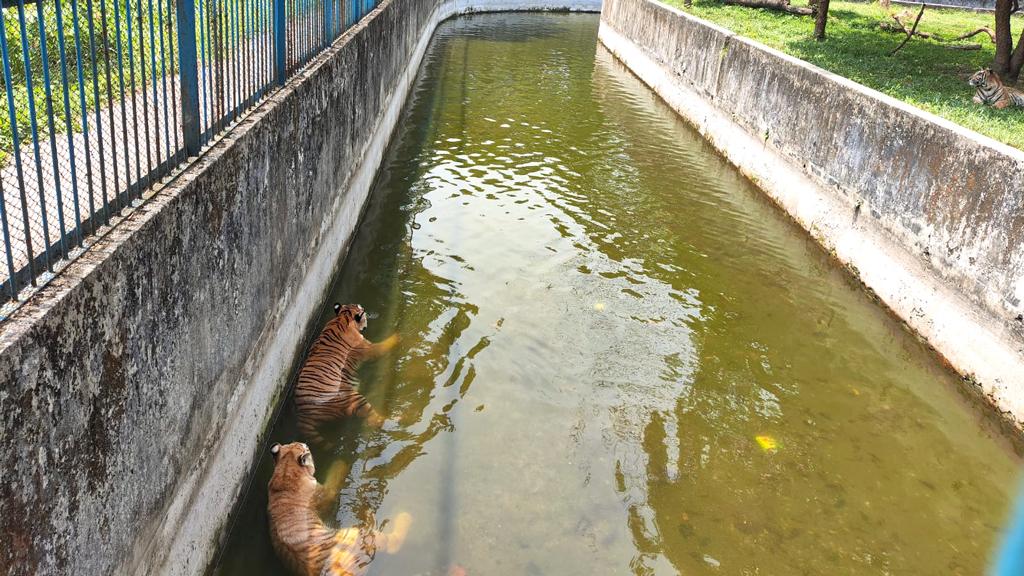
<box><xmin>969</xmin><ymin>69</ymin><xmax>1024</xmax><ymax>109</ymax></box>
<box><xmin>295</xmin><ymin>303</ymin><xmax>398</xmax><ymax>443</ymax></box>
<box><xmin>267</xmin><ymin>442</ymin><xmax>413</xmax><ymax>576</ymax></box>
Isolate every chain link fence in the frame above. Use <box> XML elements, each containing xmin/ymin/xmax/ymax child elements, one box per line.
<box><xmin>0</xmin><ymin>0</ymin><xmax>379</xmax><ymax>319</ymax></box>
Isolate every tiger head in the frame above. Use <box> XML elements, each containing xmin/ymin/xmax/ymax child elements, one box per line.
<box><xmin>333</xmin><ymin>303</ymin><xmax>368</xmax><ymax>332</ymax></box>
<box><xmin>269</xmin><ymin>442</ymin><xmax>316</xmax><ymax>490</ymax></box>
<box><xmin>969</xmin><ymin>68</ymin><xmax>999</xmax><ymax>88</ymax></box>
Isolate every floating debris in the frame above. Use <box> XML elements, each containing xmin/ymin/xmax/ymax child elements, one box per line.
<box><xmin>594</xmin><ymin>302</ymin><xmax>606</xmax><ymax>311</ymax></box>
<box><xmin>755</xmin><ymin>435</ymin><xmax>778</xmax><ymax>452</ymax></box>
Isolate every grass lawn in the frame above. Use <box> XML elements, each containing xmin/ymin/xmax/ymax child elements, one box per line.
<box><xmin>660</xmin><ymin>0</ymin><xmax>1024</xmax><ymax>150</ymax></box>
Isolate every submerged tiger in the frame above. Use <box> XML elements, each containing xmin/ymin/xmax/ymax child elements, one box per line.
<box><xmin>969</xmin><ymin>68</ymin><xmax>1024</xmax><ymax>109</ymax></box>
<box><xmin>268</xmin><ymin>442</ymin><xmax>413</xmax><ymax>576</ymax></box>
<box><xmin>295</xmin><ymin>303</ymin><xmax>398</xmax><ymax>443</ymax></box>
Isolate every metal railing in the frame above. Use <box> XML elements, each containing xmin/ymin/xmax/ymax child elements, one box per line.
<box><xmin>0</xmin><ymin>0</ymin><xmax>378</xmax><ymax>318</ymax></box>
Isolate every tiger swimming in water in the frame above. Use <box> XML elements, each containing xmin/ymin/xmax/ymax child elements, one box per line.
<box><xmin>295</xmin><ymin>303</ymin><xmax>399</xmax><ymax>443</ymax></box>
<box><xmin>969</xmin><ymin>68</ymin><xmax>1024</xmax><ymax>109</ymax></box>
<box><xmin>268</xmin><ymin>442</ymin><xmax>413</xmax><ymax>576</ymax></box>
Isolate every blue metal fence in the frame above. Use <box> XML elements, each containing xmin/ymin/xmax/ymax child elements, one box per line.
<box><xmin>0</xmin><ymin>0</ymin><xmax>378</xmax><ymax>317</ymax></box>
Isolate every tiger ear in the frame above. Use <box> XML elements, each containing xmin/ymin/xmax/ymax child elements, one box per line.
<box><xmin>333</xmin><ymin>303</ymin><xmax>341</xmax><ymax>315</ymax></box>
<box><xmin>298</xmin><ymin>452</ymin><xmax>312</xmax><ymax>467</ymax></box>
<box><xmin>270</xmin><ymin>443</ymin><xmax>281</xmax><ymax>460</ymax></box>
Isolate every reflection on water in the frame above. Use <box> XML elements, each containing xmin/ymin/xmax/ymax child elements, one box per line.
<box><xmin>217</xmin><ymin>13</ymin><xmax>1019</xmax><ymax>575</ymax></box>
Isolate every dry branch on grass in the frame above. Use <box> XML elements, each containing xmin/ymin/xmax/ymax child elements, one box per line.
<box><xmin>953</xmin><ymin>26</ymin><xmax>995</xmax><ymax>42</ymax></box>
<box><xmin>722</xmin><ymin>0</ymin><xmax>813</xmax><ymax>15</ymax></box>
<box><xmin>880</xmin><ymin>6</ymin><xmax>990</xmax><ymax>53</ymax></box>
<box><xmin>889</xmin><ymin>4</ymin><xmax>926</xmax><ymax>55</ymax></box>
<box><xmin>879</xmin><ymin>20</ymin><xmax>933</xmax><ymax>39</ymax></box>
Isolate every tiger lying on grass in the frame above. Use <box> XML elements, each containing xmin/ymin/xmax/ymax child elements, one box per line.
<box><xmin>295</xmin><ymin>303</ymin><xmax>399</xmax><ymax>443</ymax></box>
<box><xmin>268</xmin><ymin>442</ymin><xmax>413</xmax><ymax>576</ymax></box>
<box><xmin>969</xmin><ymin>68</ymin><xmax>1024</xmax><ymax>109</ymax></box>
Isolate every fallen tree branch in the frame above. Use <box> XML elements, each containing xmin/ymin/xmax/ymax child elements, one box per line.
<box><xmin>952</xmin><ymin>26</ymin><xmax>995</xmax><ymax>43</ymax></box>
<box><xmin>722</xmin><ymin>0</ymin><xmax>813</xmax><ymax>15</ymax></box>
<box><xmin>944</xmin><ymin>42</ymin><xmax>982</xmax><ymax>50</ymax></box>
<box><xmin>889</xmin><ymin>3</ymin><xmax>926</xmax><ymax>56</ymax></box>
<box><xmin>879</xmin><ymin>20</ymin><xmax>933</xmax><ymax>38</ymax></box>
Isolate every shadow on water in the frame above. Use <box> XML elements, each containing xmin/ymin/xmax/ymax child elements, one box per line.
<box><xmin>217</xmin><ymin>12</ymin><xmax>1019</xmax><ymax>576</ymax></box>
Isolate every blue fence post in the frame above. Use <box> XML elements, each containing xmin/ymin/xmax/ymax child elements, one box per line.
<box><xmin>176</xmin><ymin>0</ymin><xmax>202</xmax><ymax>156</ymax></box>
<box><xmin>324</xmin><ymin>0</ymin><xmax>333</xmax><ymax>45</ymax></box>
<box><xmin>274</xmin><ymin>0</ymin><xmax>286</xmax><ymax>84</ymax></box>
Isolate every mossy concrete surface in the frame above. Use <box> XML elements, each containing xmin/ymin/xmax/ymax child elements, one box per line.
<box><xmin>0</xmin><ymin>0</ymin><xmax>599</xmax><ymax>575</ymax></box>
<box><xmin>600</xmin><ymin>0</ymin><xmax>1024</xmax><ymax>435</ymax></box>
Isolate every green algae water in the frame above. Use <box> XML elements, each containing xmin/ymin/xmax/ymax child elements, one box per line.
<box><xmin>217</xmin><ymin>13</ymin><xmax>1020</xmax><ymax>575</ymax></box>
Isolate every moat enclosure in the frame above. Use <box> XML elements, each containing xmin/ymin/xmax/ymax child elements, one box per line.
<box><xmin>217</xmin><ymin>12</ymin><xmax>1020</xmax><ymax>575</ymax></box>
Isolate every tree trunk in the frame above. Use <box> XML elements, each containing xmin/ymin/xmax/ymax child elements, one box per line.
<box><xmin>1009</xmin><ymin>27</ymin><xmax>1024</xmax><ymax>81</ymax></box>
<box><xmin>814</xmin><ymin>0</ymin><xmax>831</xmax><ymax>39</ymax></box>
<box><xmin>994</xmin><ymin>0</ymin><xmax>1014</xmax><ymax>74</ymax></box>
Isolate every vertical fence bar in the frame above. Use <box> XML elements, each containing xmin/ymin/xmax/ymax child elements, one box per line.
<box><xmin>36</xmin><ymin>0</ymin><xmax>70</xmax><ymax>260</ymax></box>
<box><xmin>273</xmin><ymin>0</ymin><xmax>285</xmax><ymax>85</ymax></box>
<box><xmin>177</xmin><ymin>0</ymin><xmax>202</xmax><ymax>156</ymax></box>
<box><xmin>136</xmin><ymin>0</ymin><xmax>153</xmax><ymax>189</ymax></box>
<box><xmin>18</xmin><ymin>0</ymin><xmax>52</xmax><ymax>274</ymax></box>
<box><xmin>323</xmin><ymin>0</ymin><xmax>331</xmax><ymax>48</ymax></box>
<box><xmin>126</xmin><ymin>0</ymin><xmax>142</xmax><ymax>197</ymax></box>
<box><xmin>168</xmin><ymin>0</ymin><xmax>181</xmax><ymax>158</ymax></box>
<box><xmin>158</xmin><ymin>0</ymin><xmax>173</xmax><ymax>154</ymax></box>
<box><xmin>198</xmin><ymin>0</ymin><xmax>211</xmax><ymax>139</ymax></box>
<box><xmin>112</xmin><ymin>0</ymin><xmax>131</xmax><ymax>213</ymax></box>
<box><xmin>212</xmin><ymin>0</ymin><xmax>223</xmax><ymax>132</ymax></box>
<box><xmin>229</xmin><ymin>0</ymin><xmax>238</xmax><ymax>120</ymax></box>
<box><xmin>99</xmin><ymin>0</ymin><xmax>118</xmax><ymax>223</ymax></box>
<box><xmin>0</xmin><ymin>178</ymin><xmax>16</xmax><ymax>300</ymax></box>
<box><xmin>54</xmin><ymin>0</ymin><xmax>83</xmax><ymax>248</ymax></box>
<box><xmin>70</xmin><ymin>0</ymin><xmax>97</xmax><ymax>236</ymax></box>
<box><xmin>0</xmin><ymin>5</ymin><xmax>35</xmax><ymax>286</ymax></box>
<box><xmin>147</xmin><ymin>0</ymin><xmax>162</xmax><ymax>166</ymax></box>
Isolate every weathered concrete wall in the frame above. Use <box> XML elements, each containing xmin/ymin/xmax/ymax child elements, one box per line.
<box><xmin>0</xmin><ymin>0</ymin><xmax>598</xmax><ymax>575</ymax></box>
<box><xmin>600</xmin><ymin>0</ymin><xmax>1024</xmax><ymax>431</ymax></box>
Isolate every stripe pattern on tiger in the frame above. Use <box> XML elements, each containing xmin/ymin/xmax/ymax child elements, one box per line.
<box><xmin>294</xmin><ymin>303</ymin><xmax>398</xmax><ymax>444</ymax></box>
<box><xmin>969</xmin><ymin>68</ymin><xmax>1024</xmax><ymax>109</ymax></box>
<box><xmin>267</xmin><ymin>442</ymin><xmax>412</xmax><ymax>576</ymax></box>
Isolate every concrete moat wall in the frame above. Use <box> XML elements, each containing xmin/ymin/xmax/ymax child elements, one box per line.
<box><xmin>600</xmin><ymin>0</ymin><xmax>1024</xmax><ymax>432</ymax></box>
<box><xmin>0</xmin><ymin>0</ymin><xmax>599</xmax><ymax>574</ymax></box>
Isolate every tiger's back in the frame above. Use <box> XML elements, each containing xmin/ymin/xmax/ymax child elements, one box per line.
<box><xmin>294</xmin><ymin>305</ymin><xmax>377</xmax><ymax>441</ymax></box>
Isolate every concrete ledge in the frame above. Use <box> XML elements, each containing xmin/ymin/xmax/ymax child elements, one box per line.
<box><xmin>0</xmin><ymin>1</ymin><xmax>599</xmax><ymax>575</ymax></box>
<box><xmin>599</xmin><ymin>0</ymin><xmax>1024</xmax><ymax>431</ymax></box>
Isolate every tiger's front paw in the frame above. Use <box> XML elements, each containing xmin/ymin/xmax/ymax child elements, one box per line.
<box><xmin>384</xmin><ymin>512</ymin><xmax>413</xmax><ymax>553</ymax></box>
<box><xmin>973</xmin><ymin>95</ymin><xmax>983</xmax><ymax>104</ymax></box>
<box><xmin>380</xmin><ymin>333</ymin><xmax>400</xmax><ymax>351</ymax></box>
<box><xmin>366</xmin><ymin>410</ymin><xmax>386</xmax><ymax>428</ymax></box>
<box><xmin>325</xmin><ymin>459</ymin><xmax>350</xmax><ymax>488</ymax></box>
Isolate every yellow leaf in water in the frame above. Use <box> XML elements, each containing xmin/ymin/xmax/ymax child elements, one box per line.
<box><xmin>594</xmin><ymin>302</ymin><xmax>606</xmax><ymax>311</ymax></box>
<box><xmin>755</xmin><ymin>435</ymin><xmax>778</xmax><ymax>452</ymax></box>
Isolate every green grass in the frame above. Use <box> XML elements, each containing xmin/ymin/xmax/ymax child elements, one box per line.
<box><xmin>662</xmin><ymin>0</ymin><xmax>1024</xmax><ymax>149</ymax></box>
